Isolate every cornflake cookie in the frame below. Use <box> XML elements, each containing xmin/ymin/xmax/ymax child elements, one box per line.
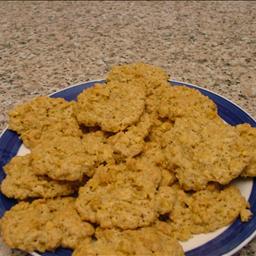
<box><xmin>107</xmin><ymin>63</ymin><xmax>170</xmax><ymax>115</ymax></box>
<box><xmin>108</xmin><ymin>113</ymin><xmax>152</xmax><ymax>158</ymax></box>
<box><xmin>145</xmin><ymin>83</ymin><xmax>171</xmax><ymax>114</ymax></box>
<box><xmin>107</xmin><ymin>63</ymin><xmax>170</xmax><ymax>94</ymax></box>
<box><xmin>76</xmin><ymin>162</ymin><xmax>160</xmax><ymax>229</ymax></box>
<box><xmin>141</xmin><ymin>142</ymin><xmax>176</xmax><ymax>186</ymax></box>
<box><xmin>1</xmin><ymin>155</ymin><xmax>77</xmax><ymax>200</ymax></box>
<box><xmin>164</xmin><ymin>117</ymin><xmax>250</xmax><ymax>190</ymax></box>
<box><xmin>148</xmin><ymin>117</ymin><xmax>174</xmax><ymax>144</ymax></box>
<box><xmin>82</xmin><ymin>130</ymin><xmax>114</xmax><ymax>164</ymax></box>
<box><xmin>0</xmin><ymin>198</ymin><xmax>94</xmax><ymax>252</ymax></box>
<box><xmin>8</xmin><ymin>96</ymin><xmax>82</xmax><ymax>148</ymax></box>
<box><xmin>155</xmin><ymin>184</ymin><xmax>251</xmax><ymax>241</ymax></box>
<box><xmin>31</xmin><ymin>136</ymin><xmax>94</xmax><ymax>181</ymax></box>
<box><xmin>236</xmin><ymin>124</ymin><xmax>256</xmax><ymax>177</ymax></box>
<box><xmin>75</xmin><ymin>81</ymin><xmax>146</xmax><ymax>132</ymax></box>
<box><xmin>158</xmin><ymin>86</ymin><xmax>218</xmax><ymax>121</ymax></box>
<box><xmin>73</xmin><ymin>227</ymin><xmax>184</xmax><ymax>256</ymax></box>
<box><xmin>76</xmin><ymin>159</ymin><xmax>175</xmax><ymax>230</ymax></box>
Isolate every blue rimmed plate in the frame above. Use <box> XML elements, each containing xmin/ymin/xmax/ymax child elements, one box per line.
<box><xmin>0</xmin><ymin>80</ymin><xmax>255</xmax><ymax>256</ymax></box>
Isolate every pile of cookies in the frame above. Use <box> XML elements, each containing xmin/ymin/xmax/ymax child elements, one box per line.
<box><xmin>1</xmin><ymin>63</ymin><xmax>256</xmax><ymax>256</ymax></box>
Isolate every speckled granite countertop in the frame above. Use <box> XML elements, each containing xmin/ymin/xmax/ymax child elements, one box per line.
<box><xmin>0</xmin><ymin>1</ymin><xmax>255</xmax><ymax>256</ymax></box>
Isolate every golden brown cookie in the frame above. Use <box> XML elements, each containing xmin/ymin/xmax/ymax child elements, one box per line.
<box><xmin>158</xmin><ymin>85</ymin><xmax>218</xmax><ymax>121</ymax></box>
<box><xmin>148</xmin><ymin>117</ymin><xmax>174</xmax><ymax>144</ymax></box>
<box><xmin>155</xmin><ymin>186</ymin><xmax>176</xmax><ymax>215</ymax></box>
<box><xmin>139</xmin><ymin>141</ymin><xmax>176</xmax><ymax>186</ymax></box>
<box><xmin>155</xmin><ymin>184</ymin><xmax>251</xmax><ymax>241</ymax></box>
<box><xmin>164</xmin><ymin>117</ymin><xmax>250</xmax><ymax>190</ymax></box>
<box><xmin>73</xmin><ymin>227</ymin><xmax>184</xmax><ymax>256</ymax></box>
<box><xmin>236</xmin><ymin>123</ymin><xmax>256</xmax><ymax>177</ymax></box>
<box><xmin>0</xmin><ymin>198</ymin><xmax>94</xmax><ymax>252</ymax></box>
<box><xmin>107</xmin><ymin>63</ymin><xmax>169</xmax><ymax>94</ymax></box>
<box><xmin>8</xmin><ymin>96</ymin><xmax>82</xmax><ymax>148</ymax></box>
<box><xmin>76</xmin><ymin>159</ymin><xmax>175</xmax><ymax>229</ymax></box>
<box><xmin>1</xmin><ymin>155</ymin><xmax>77</xmax><ymax>200</ymax></box>
<box><xmin>75</xmin><ymin>81</ymin><xmax>145</xmax><ymax>132</ymax></box>
<box><xmin>145</xmin><ymin>83</ymin><xmax>171</xmax><ymax>114</ymax></box>
<box><xmin>107</xmin><ymin>113</ymin><xmax>152</xmax><ymax>158</ymax></box>
<box><xmin>30</xmin><ymin>136</ymin><xmax>93</xmax><ymax>181</ymax></box>
<box><xmin>82</xmin><ymin>130</ymin><xmax>114</xmax><ymax>163</ymax></box>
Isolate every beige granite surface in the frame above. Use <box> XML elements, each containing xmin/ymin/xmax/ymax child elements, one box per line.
<box><xmin>0</xmin><ymin>1</ymin><xmax>255</xmax><ymax>256</ymax></box>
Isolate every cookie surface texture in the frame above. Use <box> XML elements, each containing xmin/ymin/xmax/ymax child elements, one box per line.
<box><xmin>158</xmin><ymin>85</ymin><xmax>218</xmax><ymax>121</ymax></box>
<box><xmin>73</xmin><ymin>227</ymin><xmax>184</xmax><ymax>256</ymax></box>
<box><xmin>1</xmin><ymin>155</ymin><xmax>77</xmax><ymax>199</ymax></box>
<box><xmin>76</xmin><ymin>160</ymin><xmax>163</xmax><ymax>229</ymax></box>
<box><xmin>164</xmin><ymin>117</ymin><xmax>250</xmax><ymax>190</ymax></box>
<box><xmin>107</xmin><ymin>63</ymin><xmax>169</xmax><ymax>93</ymax></box>
<box><xmin>8</xmin><ymin>96</ymin><xmax>81</xmax><ymax>148</ymax></box>
<box><xmin>31</xmin><ymin>136</ymin><xmax>95</xmax><ymax>181</ymax></box>
<box><xmin>108</xmin><ymin>113</ymin><xmax>152</xmax><ymax>158</ymax></box>
<box><xmin>236</xmin><ymin>124</ymin><xmax>256</xmax><ymax>177</ymax></box>
<box><xmin>0</xmin><ymin>198</ymin><xmax>94</xmax><ymax>252</ymax></box>
<box><xmin>155</xmin><ymin>184</ymin><xmax>251</xmax><ymax>240</ymax></box>
<box><xmin>75</xmin><ymin>81</ymin><xmax>145</xmax><ymax>132</ymax></box>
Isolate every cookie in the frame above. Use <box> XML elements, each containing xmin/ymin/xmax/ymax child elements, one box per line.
<box><xmin>145</xmin><ymin>83</ymin><xmax>171</xmax><ymax>114</ymax></box>
<box><xmin>158</xmin><ymin>85</ymin><xmax>218</xmax><ymax>121</ymax></box>
<box><xmin>8</xmin><ymin>96</ymin><xmax>82</xmax><ymax>148</ymax></box>
<box><xmin>126</xmin><ymin>158</ymin><xmax>176</xmax><ymax>216</ymax></box>
<box><xmin>82</xmin><ymin>130</ymin><xmax>114</xmax><ymax>164</ymax></box>
<box><xmin>155</xmin><ymin>184</ymin><xmax>251</xmax><ymax>240</ymax></box>
<box><xmin>107</xmin><ymin>113</ymin><xmax>152</xmax><ymax>158</ymax></box>
<box><xmin>236</xmin><ymin>123</ymin><xmax>256</xmax><ymax>177</ymax></box>
<box><xmin>0</xmin><ymin>198</ymin><xmax>94</xmax><ymax>252</ymax></box>
<box><xmin>1</xmin><ymin>155</ymin><xmax>77</xmax><ymax>200</ymax></box>
<box><xmin>155</xmin><ymin>186</ymin><xmax>177</xmax><ymax>215</ymax></box>
<box><xmin>164</xmin><ymin>117</ymin><xmax>250</xmax><ymax>190</ymax></box>
<box><xmin>73</xmin><ymin>227</ymin><xmax>184</xmax><ymax>256</ymax></box>
<box><xmin>75</xmin><ymin>159</ymin><xmax>175</xmax><ymax>229</ymax></box>
<box><xmin>75</xmin><ymin>81</ymin><xmax>145</xmax><ymax>132</ymax></box>
<box><xmin>148</xmin><ymin>117</ymin><xmax>174</xmax><ymax>144</ymax></box>
<box><xmin>31</xmin><ymin>136</ymin><xmax>94</xmax><ymax>181</ymax></box>
<box><xmin>106</xmin><ymin>63</ymin><xmax>169</xmax><ymax>94</ymax></box>
<box><xmin>140</xmin><ymin>142</ymin><xmax>176</xmax><ymax>186</ymax></box>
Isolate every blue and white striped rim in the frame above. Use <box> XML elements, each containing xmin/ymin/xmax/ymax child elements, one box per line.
<box><xmin>0</xmin><ymin>80</ymin><xmax>255</xmax><ymax>256</ymax></box>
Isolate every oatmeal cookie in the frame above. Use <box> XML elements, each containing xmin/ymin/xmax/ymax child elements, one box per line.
<box><xmin>1</xmin><ymin>155</ymin><xmax>77</xmax><ymax>199</ymax></box>
<box><xmin>0</xmin><ymin>198</ymin><xmax>94</xmax><ymax>252</ymax></box>
<box><xmin>145</xmin><ymin>83</ymin><xmax>171</xmax><ymax>114</ymax></box>
<box><xmin>75</xmin><ymin>81</ymin><xmax>145</xmax><ymax>132</ymax></box>
<box><xmin>8</xmin><ymin>96</ymin><xmax>82</xmax><ymax>148</ymax></box>
<box><xmin>164</xmin><ymin>117</ymin><xmax>250</xmax><ymax>190</ymax></box>
<box><xmin>107</xmin><ymin>63</ymin><xmax>169</xmax><ymax>94</ymax></box>
<box><xmin>107</xmin><ymin>113</ymin><xmax>152</xmax><ymax>158</ymax></box>
<box><xmin>155</xmin><ymin>185</ymin><xmax>177</xmax><ymax>215</ymax></box>
<box><xmin>82</xmin><ymin>130</ymin><xmax>114</xmax><ymax>165</ymax></box>
<box><xmin>76</xmin><ymin>162</ymin><xmax>160</xmax><ymax>229</ymax></box>
<box><xmin>155</xmin><ymin>184</ymin><xmax>251</xmax><ymax>240</ymax></box>
<box><xmin>148</xmin><ymin>117</ymin><xmax>174</xmax><ymax>144</ymax></box>
<box><xmin>236</xmin><ymin>123</ymin><xmax>256</xmax><ymax>177</ymax></box>
<box><xmin>73</xmin><ymin>227</ymin><xmax>184</xmax><ymax>256</ymax></box>
<box><xmin>76</xmin><ymin>159</ymin><xmax>174</xmax><ymax>229</ymax></box>
<box><xmin>140</xmin><ymin>142</ymin><xmax>176</xmax><ymax>186</ymax></box>
<box><xmin>158</xmin><ymin>86</ymin><xmax>218</xmax><ymax>121</ymax></box>
<box><xmin>31</xmin><ymin>136</ymin><xmax>94</xmax><ymax>181</ymax></box>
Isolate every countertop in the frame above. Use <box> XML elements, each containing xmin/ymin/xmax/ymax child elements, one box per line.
<box><xmin>0</xmin><ymin>1</ymin><xmax>255</xmax><ymax>256</ymax></box>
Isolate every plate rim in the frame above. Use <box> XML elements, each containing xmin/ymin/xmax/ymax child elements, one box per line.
<box><xmin>0</xmin><ymin>79</ymin><xmax>255</xmax><ymax>256</ymax></box>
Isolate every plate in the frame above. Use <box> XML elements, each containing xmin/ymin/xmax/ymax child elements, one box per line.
<box><xmin>0</xmin><ymin>80</ymin><xmax>255</xmax><ymax>256</ymax></box>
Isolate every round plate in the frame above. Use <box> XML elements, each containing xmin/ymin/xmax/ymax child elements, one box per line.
<box><xmin>0</xmin><ymin>80</ymin><xmax>255</xmax><ymax>256</ymax></box>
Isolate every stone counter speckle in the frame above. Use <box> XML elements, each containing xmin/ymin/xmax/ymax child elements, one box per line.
<box><xmin>0</xmin><ymin>1</ymin><xmax>255</xmax><ymax>256</ymax></box>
